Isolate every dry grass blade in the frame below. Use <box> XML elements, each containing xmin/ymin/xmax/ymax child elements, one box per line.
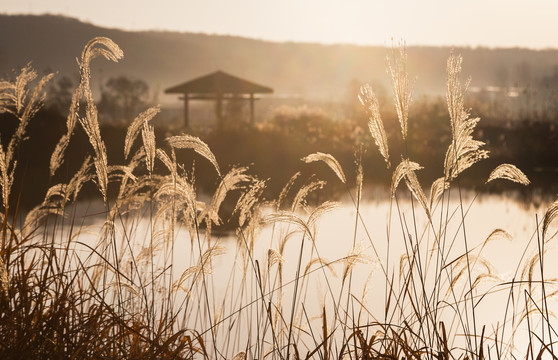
<box><xmin>109</xmin><ymin>281</ymin><xmax>141</xmax><ymax>297</ymax></box>
<box><xmin>80</xmin><ymin>37</ymin><xmax>123</xmax><ymax>70</ymax></box>
<box><xmin>356</xmin><ymin>156</ymin><xmax>364</xmax><ymax>202</ymax></box>
<box><xmin>391</xmin><ymin>159</ymin><xmax>431</xmax><ymax>216</ymax></box>
<box><xmin>173</xmin><ymin>266</ymin><xmax>201</xmax><ymax>290</ymax></box>
<box><xmin>108</xmin><ymin>165</ymin><xmax>137</xmax><ymax>184</ymax></box>
<box><xmin>292</xmin><ymin>180</ymin><xmax>326</xmax><ymax>212</ymax></box>
<box><xmin>387</xmin><ymin>43</ymin><xmax>413</xmax><ymax>140</ymax></box>
<box><xmin>0</xmin><ymin>80</ymin><xmax>15</xmax><ymax>112</ymax></box>
<box><xmin>277</xmin><ymin>171</ymin><xmax>301</xmax><ymax>210</ymax></box>
<box><xmin>542</xmin><ymin>199</ymin><xmax>558</xmax><ymax>240</ymax></box>
<box><xmin>156</xmin><ymin>176</ymin><xmax>197</xmax><ymax>212</ymax></box>
<box><xmin>405</xmin><ymin>168</ymin><xmax>430</xmax><ymax>218</ymax></box>
<box><xmin>49</xmin><ymin>77</ymin><xmax>87</xmax><ymax>176</ymax></box>
<box><xmin>50</xmin><ymin>37</ymin><xmax>122</xmax><ymax>177</ymax></box>
<box><xmin>137</xmin><ymin>238</ymin><xmax>164</xmax><ymax>262</ymax></box>
<box><xmin>343</xmin><ymin>242</ymin><xmax>374</xmax><ymax>281</ymax></box>
<box><xmin>429</xmin><ymin>176</ymin><xmax>449</xmax><ymax>210</ymax></box>
<box><xmin>141</xmin><ymin>122</ymin><xmax>156</xmax><ymax>174</ymax></box>
<box><xmin>391</xmin><ymin>159</ymin><xmax>422</xmax><ymax>197</ymax></box>
<box><xmin>167</xmin><ymin>134</ymin><xmax>221</xmax><ymax>176</ymax></box>
<box><xmin>444</xmin><ymin>52</ymin><xmax>490</xmax><ymax>183</ymax></box>
<box><xmin>3</xmin><ymin>64</ymin><xmax>54</xmax><ymax>131</ymax></box>
<box><xmin>231</xmin><ymin>352</ymin><xmax>247</xmax><ymax>360</ymax></box>
<box><xmin>205</xmin><ymin>167</ymin><xmax>251</xmax><ymax>226</ymax></box>
<box><xmin>155</xmin><ymin>176</ymin><xmax>199</xmax><ymax>240</ymax></box>
<box><xmin>199</xmin><ymin>245</ymin><xmax>226</xmax><ymax>275</ymax></box>
<box><xmin>156</xmin><ymin>175</ymin><xmax>195</xmax><ymax>202</ymax></box>
<box><xmin>50</xmin><ymin>134</ymin><xmax>71</xmax><ymax>177</ymax></box>
<box><xmin>308</xmin><ymin>200</ymin><xmax>339</xmax><ymax>229</ymax></box>
<box><xmin>302</xmin><ymin>152</ymin><xmax>346</xmax><ymax>184</ymax></box>
<box><xmin>43</xmin><ymin>183</ymin><xmax>67</xmax><ymax>204</ymax></box>
<box><xmin>484</xmin><ymin>229</ymin><xmax>513</xmax><ymax>246</ymax></box>
<box><xmin>446</xmin><ymin>52</ymin><xmax>469</xmax><ymax>140</ymax></box>
<box><xmin>124</xmin><ymin>106</ymin><xmax>160</xmax><ymax>159</ymax></box>
<box><xmin>71</xmin><ymin>40</ymin><xmax>124</xmax><ymax>201</ymax></box>
<box><xmin>472</xmin><ymin>273</ymin><xmax>500</xmax><ymax>290</ymax></box>
<box><xmin>0</xmin><ymin>65</ymin><xmax>53</xmax><ymax>211</ymax></box>
<box><xmin>23</xmin><ymin>204</ymin><xmax>64</xmax><ymax>237</ymax></box>
<box><xmin>0</xmin><ymin>142</ymin><xmax>15</xmax><ymax>212</ymax></box>
<box><xmin>115</xmin><ymin>149</ymin><xmax>146</xmax><ymax>200</ymax></box>
<box><xmin>80</xmin><ymin>115</ymin><xmax>109</xmax><ymax>201</ymax></box>
<box><xmin>18</xmin><ymin>71</ymin><xmax>54</xmax><ymax>125</ymax></box>
<box><xmin>156</xmin><ymin>148</ymin><xmax>175</xmax><ymax>175</ymax></box>
<box><xmin>304</xmin><ymin>257</ymin><xmax>336</xmax><ymax>277</ymax></box>
<box><xmin>359</xmin><ymin>84</ymin><xmax>390</xmax><ymax>168</ymax></box>
<box><xmin>233</xmin><ymin>179</ymin><xmax>266</xmax><ymax>227</ymax></box>
<box><xmin>66</xmin><ymin>156</ymin><xmax>93</xmax><ymax>202</ymax></box>
<box><xmin>443</xmin><ymin>121</ymin><xmax>489</xmax><ymax>181</ymax></box>
<box><xmin>261</xmin><ymin>211</ymin><xmax>310</xmax><ymax>235</ymax></box>
<box><xmin>0</xmin><ymin>257</ymin><xmax>9</xmax><ymax>295</ymax></box>
<box><xmin>13</xmin><ymin>64</ymin><xmax>37</xmax><ymax>114</ymax></box>
<box><xmin>268</xmin><ymin>248</ymin><xmax>286</xmax><ymax>267</ymax></box>
<box><xmin>487</xmin><ymin>163</ymin><xmax>530</xmax><ymax>185</ymax></box>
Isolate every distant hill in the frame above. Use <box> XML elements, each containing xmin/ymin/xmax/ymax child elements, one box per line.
<box><xmin>2</xmin><ymin>14</ymin><xmax>558</xmax><ymax>105</ymax></box>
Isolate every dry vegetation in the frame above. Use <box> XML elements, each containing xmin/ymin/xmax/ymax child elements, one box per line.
<box><xmin>0</xmin><ymin>37</ymin><xmax>556</xmax><ymax>359</ymax></box>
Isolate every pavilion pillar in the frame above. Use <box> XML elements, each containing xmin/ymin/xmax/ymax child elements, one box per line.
<box><xmin>249</xmin><ymin>93</ymin><xmax>255</xmax><ymax>124</ymax></box>
<box><xmin>216</xmin><ymin>93</ymin><xmax>223</xmax><ymax>129</ymax></box>
<box><xmin>182</xmin><ymin>93</ymin><xmax>189</xmax><ymax>129</ymax></box>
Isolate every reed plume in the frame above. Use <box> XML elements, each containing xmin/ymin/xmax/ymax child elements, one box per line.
<box><xmin>124</xmin><ymin>106</ymin><xmax>160</xmax><ymax>159</ymax></box>
<box><xmin>302</xmin><ymin>152</ymin><xmax>347</xmax><ymax>184</ymax></box>
<box><xmin>50</xmin><ymin>37</ymin><xmax>122</xmax><ymax>177</ymax></box>
<box><xmin>0</xmin><ymin>65</ymin><xmax>53</xmax><ymax>212</ymax></box>
<box><xmin>167</xmin><ymin>134</ymin><xmax>221</xmax><ymax>176</ymax></box>
<box><xmin>358</xmin><ymin>84</ymin><xmax>390</xmax><ymax>168</ymax></box>
<box><xmin>388</xmin><ymin>43</ymin><xmax>412</xmax><ymax>141</ymax></box>
<box><xmin>487</xmin><ymin>163</ymin><xmax>530</xmax><ymax>185</ymax></box>
<box><xmin>444</xmin><ymin>53</ymin><xmax>488</xmax><ymax>182</ymax></box>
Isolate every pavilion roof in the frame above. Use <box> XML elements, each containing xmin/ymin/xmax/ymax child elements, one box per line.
<box><xmin>165</xmin><ymin>70</ymin><xmax>273</xmax><ymax>95</ymax></box>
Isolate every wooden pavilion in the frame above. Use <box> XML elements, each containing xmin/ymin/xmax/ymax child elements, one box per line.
<box><xmin>165</xmin><ymin>70</ymin><xmax>273</xmax><ymax>128</ymax></box>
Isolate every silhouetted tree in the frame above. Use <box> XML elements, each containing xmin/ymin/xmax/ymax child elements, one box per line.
<box><xmin>97</xmin><ymin>76</ymin><xmax>149</xmax><ymax>124</ymax></box>
<box><xmin>46</xmin><ymin>75</ymin><xmax>75</xmax><ymax>115</ymax></box>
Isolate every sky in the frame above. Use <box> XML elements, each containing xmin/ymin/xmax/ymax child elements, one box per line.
<box><xmin>3</xmin><ymin>0</ymin><xmax>558</xmax><ymax>49</ymax></box>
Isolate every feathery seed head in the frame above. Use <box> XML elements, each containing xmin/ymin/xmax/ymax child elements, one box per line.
<box><xmin>167</xmin><ymin>134</ymin><xmax>221</xmax><ymax>176</ymax></box>
<box><xmin>302</xmin><ymin>152</ymin><xmax>346</xmax><ymax>183</ymax></box>
<box><xmin>387</xmin><ymin>43</ymin><xmax>413</xmax><ymax>140</ymax></box>
<box><xmin>359</xmin><ymin>84</ymin><xmax>390</xmax><ymax>168</ymax></box>
<box><xmin>487</xmin><ymin>163</ymin><xmax>530</xmax><ymax>185</ymax></box>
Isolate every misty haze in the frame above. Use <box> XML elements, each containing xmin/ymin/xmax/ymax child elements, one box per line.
<box><xmin>1</xmin><ymin>9</ymin><xmax>558</xmax><ymax>360</ymax></box>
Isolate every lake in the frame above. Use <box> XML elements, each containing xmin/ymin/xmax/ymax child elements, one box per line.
<box><xmin>53</xmin><ymin>190</ymin><xmax>557</xmax><ymax>357</ymax></box>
